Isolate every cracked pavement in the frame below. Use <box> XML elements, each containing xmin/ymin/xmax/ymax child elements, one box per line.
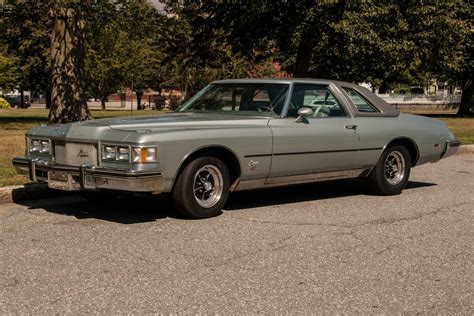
<box><xmin>0</xmin><ymin>154</ymin><xmax>473</xmax><ymax>313</ymax></box>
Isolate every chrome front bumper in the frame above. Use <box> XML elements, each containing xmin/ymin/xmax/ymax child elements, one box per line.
<box><xmin>441</xmin><ymin>140</ymin><xmax>461</xmax><ymax>159</ymax></box>
<box><xmin>12</xmin><ymin>157</ymin><xmax>164</xmax><ymax>193</ymax></box>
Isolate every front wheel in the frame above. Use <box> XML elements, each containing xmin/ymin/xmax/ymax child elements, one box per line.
<box><xmin>370</xmin><ymin>145</ymin><xmax>411</xmax><ymax>195</ymax></box>
<box><xmin>171</xmin><ymin>157</ymin><xmax>230</xmax><ymax>219</ymax></box>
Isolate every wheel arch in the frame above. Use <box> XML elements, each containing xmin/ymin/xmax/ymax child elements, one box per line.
<box><xmin>383</xmin><ymin>137</ymin><xmax>420</xmax><ymax>166</ymax></box>
<box><xmin>171</xmin><ymin>145</ymin><xmax>242</xmax><ymax>191</ymax></box>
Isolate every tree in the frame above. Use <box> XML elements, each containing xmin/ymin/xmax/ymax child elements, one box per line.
<box><xmin>428</xmin><ymin>2</ymin><xmax>473</xmax><ymax>116</ymax></box>
<box><xmin>163</xmin><ymin>1</ymin><xmax>285</xmax><ymax>99</ymax></box>
<box><xmin>48</xmin><ymin>2</ymin><xmax>91</xmax><ymax>123</ymax></box>
<box><xmin>116</xmin><ymin>0</ymin><xmax>169</xmax><ymax>109</ymax></box>
<box><xmin>0</xmin><ymin>0</ymin><xmax>52</xmax><ymax>107</ymax></box>
<box><xmin>85</xmin><ymin>1</ymin><xmax>124</xmax><ymax>110</ymax></box>
<box><xmin>168</xmin><ymin>0</ymin><xmax>472</xmax><ymax>114</ymax></box>
<box><xmin>0</xmin><ymin>50</ymin><xmax>19</xmax><ymax>91</ymax></box>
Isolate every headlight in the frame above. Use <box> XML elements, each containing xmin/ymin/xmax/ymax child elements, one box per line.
<box><xmin>29</xmin><ymin>138</ymin><xmax>51</xmax><ymax>154</ymax></box>
<box><xmin>101</xmin><ymin>145</ymin><xmax>130</xmax><ymax>162</ymax></box>
<box><xmin>117</xmin><ymin>146</ymin><xmax>130</xmax><ymax>161</ymax></box>
<box><xmin>102</xmin><ymin>145</ymin><xmax>117</xmax><ymax>160</ymax></box>
<box><xmin>39</xmin><ymin>140</ymin><xmax>50</xmax><ymax>153</ymax></box>
<box><xmin>132</xmin><ymin>147</ymin><xmax>157</xmax><ymax>163</ymax></box>
<box><xmin>30</xmin><ymin>139</ymin><xmax>40</xmax><ymax>152</ymax></box>
<box><xmin>101</xmin><ymin>144</ymin><xmax>156</xmax><ymax>163</ymax></box>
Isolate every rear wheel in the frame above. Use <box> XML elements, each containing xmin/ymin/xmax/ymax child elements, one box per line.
<box><xmin>370</xmin><ymin>145</ymin><xmax>411</xmax><ymax>195</ymax></box>
<box><xmin>172</xmin><ymin>156</ymin><xmax>230</xmax><ymax>219</ymax></box>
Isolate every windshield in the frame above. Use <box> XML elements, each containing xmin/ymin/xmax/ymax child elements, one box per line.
<box><xmin>178</xmin><ymin>83</ymin><xmax>289</xmax><ymax>116</ymax></box>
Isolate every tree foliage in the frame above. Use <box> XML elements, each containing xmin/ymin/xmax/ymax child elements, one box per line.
<box><xmin>0</xmin><ymin>50</ymin><xmax>19</xmax><ymax>91</ymax></box>
<box><xmin>165</xmin><ymin>0</ymin><xmax>472</xmax><ymax>114</ymax></box>
<box><xmin>0</xmin><ymin>0</ymin><xmax>52</xmax><ymax>106</ymax></box>
<box><xmin>1</xmin><ymin>0</ymin><xmax>472</xmax><ymax>119</ymax></box>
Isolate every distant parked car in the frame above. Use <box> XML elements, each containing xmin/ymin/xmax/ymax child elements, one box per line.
<box><xmin>3</xmin><ymin>95</ymin><xmax>31</xmax><ymax>108</ymax></box>
<box><xmin>13</xmin><ymin>78</ymin><xmax>460</xmax><ymax>219</ymax></box>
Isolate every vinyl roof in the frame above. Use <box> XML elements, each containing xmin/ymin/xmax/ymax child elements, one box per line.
<box><xmin>212</xmin><ymin>78</ymin><xmax>343</xmax><ymax>85</ymax></box>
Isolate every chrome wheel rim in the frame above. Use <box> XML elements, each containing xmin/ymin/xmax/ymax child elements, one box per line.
<box><xmin>384</xmin><ymin>150</ymin><xmax>405</xmax><ymax>185</ymax></box>
<box><xmin>193</xmin><ymin>165</ymin><xmax>223</xmax><ymax>208</ymax></box>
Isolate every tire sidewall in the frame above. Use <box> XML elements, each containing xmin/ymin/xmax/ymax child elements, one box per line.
<box><xmin>174</xmin><ymin>157</ymin><xmax>230</xmax><ymax>219</ymax></box>
<box><xmin>373</xmin><ymin>145</ymin><xmax>411</xmax><ymax>195</ymax></box>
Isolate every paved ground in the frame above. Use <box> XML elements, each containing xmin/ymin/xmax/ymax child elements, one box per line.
<box><xmin>0</xmin><ymin>155</ymin><xmax>473</xmax><ymax>313</ymax></box>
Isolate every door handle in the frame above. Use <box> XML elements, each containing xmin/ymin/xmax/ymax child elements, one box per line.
<box><xmin>345</xmin><ymin>125</ymin><xmax>357</xmax><ymax>130</ymax></box>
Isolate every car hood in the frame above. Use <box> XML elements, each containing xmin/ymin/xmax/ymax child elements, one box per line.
<box><xmin>81</xmin><ymin>112</ymin><xmax>271</xmax><ymax>132</ymax></box>
<box><xmin>26</xmin><ymin>112</ymin><xmax>272</xmax><ymax>143</ymax></box>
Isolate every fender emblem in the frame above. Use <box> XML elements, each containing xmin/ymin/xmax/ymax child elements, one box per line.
<box><xmin>249</xmin><ymin>160</ymin><xmax>259</xmax><ymax>171</ymax></box>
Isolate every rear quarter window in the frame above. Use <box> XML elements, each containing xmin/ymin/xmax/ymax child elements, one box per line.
<box><xmin>343</xmin><ymin>88</ymin><xmax>379</xmax><ymax>113</ymax></box>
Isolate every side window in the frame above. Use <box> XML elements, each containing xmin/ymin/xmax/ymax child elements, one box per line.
<box><xmin>288</xmin><ymin>85</ymin><xmax>346</xmax><ymax>118</ymax></box>
<box><xmin>343</xmin><ymin>88</ymin><xmax>379</xmax><ymax>113</ymax></box>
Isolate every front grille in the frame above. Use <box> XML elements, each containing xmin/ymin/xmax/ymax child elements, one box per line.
<box><xmin>54</xmin><ymin>141</ymin><xmax>98</xmax><ymax>166</ymax></box>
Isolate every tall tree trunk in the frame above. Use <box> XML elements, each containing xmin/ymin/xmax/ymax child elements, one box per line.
<box><xmin>378</xmin><ymin>81</ymin><xmax>389</xmax><ymax>94</ymax></box>
<box><xmin>136</xmin><ymin>91</ymin><xmax>143</xmax><ymax>110</ymax></box>
<box><xmin>49</xmin><ymin>5</ymin><xmax>91</xmax><ymax>123</ymax></box>
<box><xmin>292</xmin><ymin>1</ymin><xmax>346</xmax><ymax>78</ymax></box>
<box><xmin>101</xmin><ymin>96</ymin><xmax>106</xmax><ymax>110</ymax></box>
<box><xmin>20</xmin><ymin>89</ymin><xmax>24</xmax><ymax>108</ymax></box>
<box><xmin>44</xmin><ymin>87</ymin><xmax>52</xmax><ymax>109</ymax></box>
<box><xmin>293</xmin><ymin>29</ymin><xmax>315</xmax><ymax>78</ymax></box>
<box><xmin>457</xmin><ymin>71</ymin><xmax>473</xmax><ymax>116</ymax></box>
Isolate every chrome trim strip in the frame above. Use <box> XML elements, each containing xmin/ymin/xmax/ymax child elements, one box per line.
<box><xmin>280</xmin><ymin>82</ymin><xmax>294</xmax><ymax>118</ymax></box>
<box><xmin>244</xmin><ymin>153</ymin><xmax>272</xmax><ymax>158</ymax></box>
<box><xmin>234</xmin><ymin>168</ymin><xmax>366</xmax><ymax>191</ymax></box>
<box><xmin>244</xmin><ymin>147</ymin><xmax>382</xmax><ymax>158</ymax></box>
<box><xmin>273</xmin><ymin>148</ymin><xmax>381</xmax><ymax>156</ymax></box>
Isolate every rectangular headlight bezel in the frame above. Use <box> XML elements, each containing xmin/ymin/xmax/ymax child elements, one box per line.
<box><xmin>100</xmin><ymin>144</ymin><xmax>157</xmax><ymax>164</ymax></box>
<box><xmin>28</xmin><ymin>137</ymin><xmax>52</xmax><ymax>155</ymax></box>
<box><xmin>101</xmin><ymin>144</ymin><xmax>131</xmax><ymax>162</ymax></box>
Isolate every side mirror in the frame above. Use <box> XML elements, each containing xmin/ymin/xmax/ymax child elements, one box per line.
<box><xmin>295</xmin><ymin>107</ymin><xmax>314</xmax><ymax>123</ymax></box>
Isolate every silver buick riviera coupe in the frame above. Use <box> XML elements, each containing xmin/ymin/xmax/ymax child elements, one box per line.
<box><xmin>13</xmin><ymin>79</ymin><xmax>460</xmax><ymax>218</ymax></box>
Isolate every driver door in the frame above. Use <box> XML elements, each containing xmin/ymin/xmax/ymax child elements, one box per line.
<box><xmin>268</xmin><ymin>84</ymin><xmax>359</xmax><ymax>180</ymax></box>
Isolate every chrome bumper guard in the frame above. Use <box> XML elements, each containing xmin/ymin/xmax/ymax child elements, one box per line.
<box><xmin>12</xmin><ymin>157</ymin><xmax>164</xmax><ymax>193</ymax></box>
<box><xmin>441</xmin><ymin>140</ymin><xmax>461</xmax><ymax>159</ymax></box>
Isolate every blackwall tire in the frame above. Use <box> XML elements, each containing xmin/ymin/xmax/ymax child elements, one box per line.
<box><xmin>370</xmin><ymin>145</ymin><xmax>411</xmax><ymax>195</ymax></box>
<box><xmin>171</xmin><ymin>156</ymin><xmax>230</xmax><ymax>219</ymax></box>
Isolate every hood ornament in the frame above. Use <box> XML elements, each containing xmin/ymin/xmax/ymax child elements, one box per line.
<box><xmin>77</xmin><ymin>149</ymin><xmax>89</xmax><ymax>158</ymax></box>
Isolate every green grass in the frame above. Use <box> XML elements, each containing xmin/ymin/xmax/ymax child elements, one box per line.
<box><xmin>433</xmin><ymin>117</ymin><xmax>474</xmax><ymax>144</ymax></box>
<box><xmin>0</xmin><ymin>108</ymin><xmax>472</xmax><ymax>187</ymax></box>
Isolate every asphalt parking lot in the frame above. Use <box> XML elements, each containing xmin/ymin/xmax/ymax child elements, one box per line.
<box><xmin>0</xmin><ymin>154</ymin><xmax>473</xmax><ymax>313</ymax></box>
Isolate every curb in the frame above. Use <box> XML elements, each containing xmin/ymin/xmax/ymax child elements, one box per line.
<box><xmin>0</xmin><ymin>145</ymin><xmax>473</xmax><ymax>205</ymax></box>
<box><xmin>457</xmin><ymin>144</ymin><xmax>474</xmax><ymax>154</ymax></box>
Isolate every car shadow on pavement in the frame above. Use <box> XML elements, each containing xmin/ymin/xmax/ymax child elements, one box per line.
<box><xmin>18</xmin><ymin>193</ymin><xmax>182</xmax><ymax>224</ymax></box>
<box><xmin>224</xmin><ymin>179</ymin><xmax>437</xmax><ymax>211</ymax></box>
<box><xmin>17</xmin><ymin>180</ymin><xmax>436</xmax><ymax>224</ymax></box>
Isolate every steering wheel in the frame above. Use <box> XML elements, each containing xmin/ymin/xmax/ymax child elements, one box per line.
<box><xmin>312</xmin><ymin>104</ymin><xmax>323</xmax><ymax>117</ymax></box>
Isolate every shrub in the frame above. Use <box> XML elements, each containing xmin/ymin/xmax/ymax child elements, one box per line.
<box><xmin>0</xmin><ymin>97</ymin><xmax>11</xmax><ymax>109</ymax></box>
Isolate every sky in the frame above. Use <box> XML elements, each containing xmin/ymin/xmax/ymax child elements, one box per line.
<box><xmin>149</xmin><ymin>0</ymin><xmax>166</xmax><ymax>11</ymax></box>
